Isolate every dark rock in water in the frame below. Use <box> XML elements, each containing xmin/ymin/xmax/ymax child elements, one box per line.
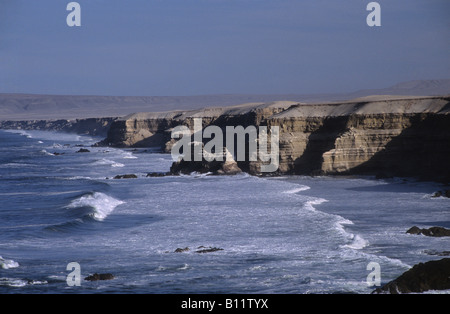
<box><xmin>424</xmin><ymin>250</ymin><xmax>450</xmax><ymax>257</ymax></box>
<box><xmin>172</xmin><ymin>246</ymin><xmax>224</xmax><ymax>253</ymax></box>
<box><xmin>406</xmin><ymin>226</ymin><xmax>422</xmax><ymax>235</ymax></box>
<box><xmin>114</xmin><ymin>174</ymin><xmax>138</xmax><ymax>179</ymax></box>
<box><xmin>174</xmin><ymin>247</ymin><xmax>190</xmax><ymax>253</ymax></box>
<box><xmin>406</xmin><ymin>226</ymin><xmax>450</xmax><ymax>237</ymax></box>
<box><xmin>76</xmin><ymin>148</ymin><xmax>90</xmax><ymax>153</ymax></box>
<box><xmin>195</xmin><ymin>246</ymin><xmax>224</xmax><ymax>254</ymax></box>
<box><xmin>373</xmin><ymin>258</ymin><xmax>450</xmax><ymax>294</ymax></box>
<box><xmin>85</xmin><ymin>273</ymin><xmax>115</xmax><ymax>281</ymax></box>
<box><xmin>431</xmin><ymin>190</ymin><xmax>450</xmax><ymax>198</ymax></box>
<box><xmin>147</xmin><ymin>172</ymin><xmax>172</xmax><ymax>177</ymax></box>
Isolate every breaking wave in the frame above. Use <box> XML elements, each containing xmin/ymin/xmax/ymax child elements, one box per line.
<box><xmin>0</xmin><ymin>256</ymin><xmax>19</xmax><ymax>269</ymax></box>
<box><xmin>93</xmin><ymin>158</ymin><xmax>125</xmax><ymax>168</ymax></box>
<box><xmin>66</xmin><ymin>192</ymin><xmax>124</xmax><ymax>221</ymax></box>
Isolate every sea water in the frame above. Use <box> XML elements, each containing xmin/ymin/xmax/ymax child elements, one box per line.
<box><xmin>0</xmin><ymin>129</ymin><xmax>448</xmax><ymax>294</ymax></box>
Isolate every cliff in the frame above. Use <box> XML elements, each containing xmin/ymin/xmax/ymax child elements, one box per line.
<box><xmin>99</xmin><ymin>95</ymin><xmax>450</xmax><ymax>182</ymax></box>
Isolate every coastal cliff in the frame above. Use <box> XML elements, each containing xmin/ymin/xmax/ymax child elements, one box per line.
<box><xmin>98</xmin><ymin>95</ymin><xmax>450</xmax><ymax>182</ymax></box>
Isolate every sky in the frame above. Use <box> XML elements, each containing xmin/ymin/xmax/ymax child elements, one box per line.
<box><xmin>0</xmin><ymin>0</ymin><xmax>449</xmax><ymax>96</ymax></box>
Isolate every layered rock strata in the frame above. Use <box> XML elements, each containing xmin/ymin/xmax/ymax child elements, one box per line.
<box><xmin>97</xmin><ymin>95</ymin><xmax>450</xmax><ymax>181</ymax></box>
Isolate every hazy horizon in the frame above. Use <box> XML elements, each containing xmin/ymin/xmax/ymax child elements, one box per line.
<box><xmin>1</xmin><ymin>1</ymin><xmax>449</xmax><ymax>97</ymax></box>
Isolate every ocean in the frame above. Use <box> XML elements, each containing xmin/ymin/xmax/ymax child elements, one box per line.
<box><xmin>0</xmin><ymin>129</ymin><xmax>448</xmax><ymax>294</ymax></box>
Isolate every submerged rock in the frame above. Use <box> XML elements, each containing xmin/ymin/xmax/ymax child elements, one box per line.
<box><xmin>174</xmin><ymin>247</ymin><xmax>190</xmax><ymax>253</ymax></box>
<box><xmin>195</xmin><ymin>246</ymin><xmax>224</xmax><ymax>254</ymax></box>
<box><xmin>424</xmin><ymin>250</ymin><xmax>450</xmax><ymax>257</ymax></box>
<box><xmin>406</xmin><ymin>226</ymin><xmax>450</xmax><ymax>237</ymax></box>
<box><xmin>76</xmin><ymin>148</ymin><xmax>90</xmax><ymax>153</ymax></box>
<box><xmin>85</xmin><ymin>273</ymin><xmax>115</xmax><ymax>281</ymax></box>
<box><xmin>171</xmin><ymin>246</ymin><xmax>224</xmax><ymax>254</ymax></box>
<box><xmin>114</xmin><ymin>174</ymin><xmax>138</xmax><ymax>179</ymax></box>
<box><xmin>431</xmin><ymin>190</ymin><xmax>450</xmax><ymax>198</ymax></box>
<box><xmin>146</xmin><ymin>172</ymin><xmax>172</xmax><ymax>177</ymax></box>
<box><xmin>373</xmin><ymin>258</ymin><xmax>450</xmax><ymax>294</ymax></box>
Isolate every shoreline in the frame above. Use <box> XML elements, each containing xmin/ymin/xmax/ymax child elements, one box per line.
<box><xmin>1</xmin><ymin>128</ymin><xmax>449</xmax><ymax>294</ymax></box>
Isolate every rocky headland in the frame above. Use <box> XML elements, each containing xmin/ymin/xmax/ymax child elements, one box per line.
<box><xmin>1</xmin><ymin>94</ymin><xmax>449</xmax><ymax>182</ymax></box>
<box><xmin>95</xmin><ymin>95</ymin><xmax>450</xmax><ymax>182</ymax></box>
<box><xmin>373</xmin><ymin>258</ymin><xmax>450</xmax><ymax>294</ymax></box>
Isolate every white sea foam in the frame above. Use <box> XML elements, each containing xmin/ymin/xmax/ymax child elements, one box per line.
<box><xmin>302</xmin><ymin>198</ymin><xmax>328</xmax><ymax>212</ymax></box>
<box><xmin>93</xmin><ymin>158</ymin><xmax>125</xmax><ymax>168</ymax></box>
<box><xmin>66</xmin><ymin>192</ymin><xmax>124</xmax><ymax>221</ymax></box>
<box><xmin>0</xmin><ymin>278</ymin><xmax>27</xmax><ymax>287</ymax></box>
<box><xmin>0</xmin><ymin>256</ymin><xmax>19</xmax><ymax>269</ymax></box>
<box><xmin>40</xmin><ymin>149</ymin><xmax>55</xmax><ymax>156</ymax></box>
<box><xmin>282</xmin><ymin>185</ymin><xmax>311</xmax><ymax>194</ymax></box>
<box><xmin>0</xmin><ymin>278</ymin><xmax>47</xmax><ymax>287</ymax></box>
<box><xmin>122</xmin><ymin>152</ymin><xmax>138</xmax><ymax>159</ymax></box>
<box><xmin>341</xmin><ymin>234</ymin><xmax>369</xmax><ymax>250</ymax></box>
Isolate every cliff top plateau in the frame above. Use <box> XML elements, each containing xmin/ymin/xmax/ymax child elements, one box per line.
<box><xmin>1</xmin><ymin>79</ymin><xmax>449</xmax><ymax>120</ymax></box>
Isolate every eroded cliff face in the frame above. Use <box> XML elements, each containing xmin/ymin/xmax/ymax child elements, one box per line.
<box><xmin>99</xmin><ymin>96</ymin><xmax>450</xmax><ymax>181</ymax></box>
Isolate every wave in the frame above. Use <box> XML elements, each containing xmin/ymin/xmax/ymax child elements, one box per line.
<box><xmin>66</xmin><ymin>192</ymin><xmax>124</xmax><ymax>221</ymax></box>
<box><xmin>333</xmin><ymin>216</ymin><xmax>369</xmax><ymax>250</ymax></box>
<box><xmin>282</xmin><ymin>185</ymin><xmax>311</xmax><ymax>194</ymax></box>
<box><xmin>93</xmin><ymin>158</ymin><xmax>125</xmax><ymax>168</ymax></box>
<box><xmin>0</xmin><ymin>256</ymin><xmax>19</xmax><ymax>269</ymax></box>
<box><xmin>302</xmin><ymin>198</ymin><xmax>328</xmax><ymax>212</ymax></box>
<box><xmin>39</xmin><ymin>149</ymin><xmax>56</xmax><ymax>156</ymax></box>
<box><xmin>0</xmin><ymin>277</ymin><xmax>48</xmax><ymax>287</ymax></box>
<box><xmin>122</xmin><ymin>152</ymin><xmax>138</xmax><ymax>159</ymax></box>
<box><xmin>340</xmin><ymin>234</ymin><xmax>369</xmax><ymax>250</ymax></box>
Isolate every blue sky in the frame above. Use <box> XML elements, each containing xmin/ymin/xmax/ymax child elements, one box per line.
<box><xmin>0</xmin><ymin>0</ymin><xmax>449</xmax><ymax>96</ymax></box>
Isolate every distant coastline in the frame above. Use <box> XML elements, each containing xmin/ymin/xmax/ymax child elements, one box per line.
<box><xmin>1</xmin><ymin>94</ymin><xmax>449</xmax><ymax>183</ymax></box>
<box><xmin>1</xmin><ymin>79</ymin><xmax>449</xmax><ymax>182</ymax></box>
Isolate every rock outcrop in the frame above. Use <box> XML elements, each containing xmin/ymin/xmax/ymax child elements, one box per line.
<box><xmin>113</xmin><ymin>174</ymin><xmax>138</xmax><ymax>179</ymax></box>
<box><xmin>432</xmin><ymin>190</ymin><xmax>450</xmax><ymax>198</ymax></box>
<box><xmin>97</xmin><ymin>95</ymin><xmax>450</xmax><ymax>181</ymax></box>
<box><xmin>406</xmin><ymin>226</ymin><xmax>450</xmax><ymax>237</ymax></box>
<box><xmin>172</xmin><ymin>246</ymin><xmax>224</xmax><ymax>254</ymax></box>
<box><xmin>85</xmin><ymin>273</ymin><xmax>115</xmax><ymax>281</ymax></box>
<box><xmin>373</xmin><ymin>258</ymin><xmax>450</xmax><ymax>294</ymax></box>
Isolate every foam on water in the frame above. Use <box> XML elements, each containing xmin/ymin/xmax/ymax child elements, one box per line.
<box><xmin>282</xmin><ymin>186</ymin><xmax>311</xmax><ymax>194</ymax></box>
<box><xmin>93</xmin><ymin>158</ymin><xmax>125</xmax><ymax>168</ymax></box>
<box><xmin>66</xmin><ymin>192</ymin><xmax>124</xmax><ymax>221</ymax></box>
<box><xmin>301</xmin><ymin>198</ymin><xmax>329</xmax><ymax>212</ymax></box>
<box><xmin>341</xmin><ymin>234</ymin><xmax>369</xmax><ymax>250</ymax></box>
<box><xmin>40</xmin><ymin>149</ymin><xmax>56</xmax><ymax>156</ymax></box>
<box><xmin>0</xmin><ymin>256</ymin><xmax>20</xmax><ymax>269</ymax></box>
<box><xmin>0</xmin><ymin>278</ymin><xmax>48</xmax><ymax>287</ymax></box>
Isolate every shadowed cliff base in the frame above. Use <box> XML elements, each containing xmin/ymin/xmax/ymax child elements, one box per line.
<box><xmin>349</xmin><ymin>114</ymin><xmax>450</xmax><ymax>183</ymax></box>
<box><xmin>292</xmin><ymin>116</ymin><xmax>351</xmax><ymax>175</ymax></box>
